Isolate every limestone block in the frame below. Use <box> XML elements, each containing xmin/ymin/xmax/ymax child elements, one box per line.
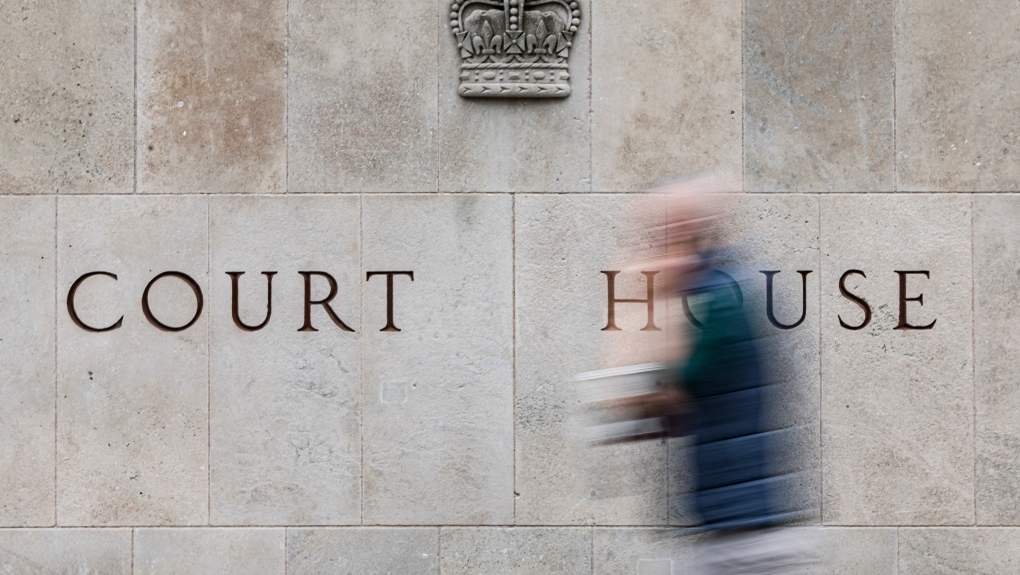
<box><xmin>0</xmin><ymin>0</ymin><xmax>133</xmax><ymax>194</ymax></box>
<box><xmin>515</xmin><ymin>194</ymin><xmax>670</xmax><ymax>525</ymax></box>
<box><xmin>57</xmin><ymin>196</ymin><xmax>208</xmax><ymax>525</ymax></box>
<box><xmin>287</xmin><ymin>528</ymin><xmax>438</xmax><ymax>574</ymax></box>
<box><xmin>669</xmin><ymin>194</ymin><xmax>821</xmax><ymax>525</ymax></box>
<box><xmin>441</xmin><ymin>527</ymin><xmax>591</xmax><ymax>574</ymax></box>
<box><xmin>900</xmin><ymin>528</ymin><xmax>1020</xmax><ymax>575</ymax></box>
<box><xmin>975</xmin><ymin>195</ymin><xmax>1020</xmax><ymax>524</ymax></box>
<box><xmin>820</xmin><ymin>195</ymin><xmax>973</xmax><ymax>525</ymax></box>
<box><xmin>591</xmin><ymin>0</ymin><xmax>741</xmax><ymax>192</ymax></box>
<box><xmin>593</xmin><ymin>528</ymin><xmax>702</xmax><ymax>574</ymax></box>
<box><xmin>0</xmin><ymin>198</ymin><xmax>55</xmax><ymax>526</ymax></box>
<box><xmin>137</xmin><ymin>0</ymin><xmax>286</xmax><ymax>193</ymax></box>
<box><xmin>361</xmin><ymin>195</ymin><xmax>513</xmax><ymax>524</ymax></box>
<box><xmin>744</xmin><ymin>0</ymin><xmax>894</xmax><ymax>191</ymax></box>
<box><xmin>0</xmin><ymin>528</ymin><xmax>131</xmax><ymax>574</ymax></box>
<box><xmin>817</xmin><ymin>527</ymin><xmax>897</xmax><ymax>575</ymax></box>
<box><xmin>595</xmin><ymin>526</ymin><xmax>893</xmax><ymax>570</ymax></box>
<box><xmin>209</xmin><ymin>196</ymin><xmax>361</xmax><ymax>525</ymax></box>
<box><xmin>596</xmin><ymin>527</ymin><xmax>889</xmax><ymax>574</ymax></box>
<box><xmin>289</xmin><ymin>0</ymin><xmax>437</xmax><ymax>193</ymax></box>
<box><xmin>135</xmin><ymin>528</ymin><xmax>284</xmax><ymax>575</ymax></box>
<box><xmin>438</xmin><ymin>1</ymin><xmax>590</xmax><ymax>192</ymax></box>
<box><xmin>898</xmin><ymin>1</ymin><xmax>1020</xmax><ymax>190</ymax></box>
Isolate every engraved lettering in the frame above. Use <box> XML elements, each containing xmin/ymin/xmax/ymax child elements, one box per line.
<box><xmin>366</xmin><ymin>271</ymin><xmax>414</xmax><ymax>332</ymax></box>
<box><xmin>681</xmin><ymin>270</ymin><xmax>742</xmax><ymax>330</ymax></box>
<box><xmin>141</xmin><ymin>271</ymin><xmax>204</xmax><ymax>332</ymax></box>
<box><xmin>67</xmin><ymin>271</ymin><xmax>123</xmax><ymax>332</ymax></box>
<box><xmin>761</xmin><ymin>270</ymin><xmax>812</xmax><ymax>330</ymax></box>
<box><xmin>838</xmin><ymin>269</ymin><xmax>872</xmax><ymax>330</ymax></box>
<box><xmin>894</xmin><ymin>270</ymin><xmax>936</xmax><ymax>330</ymax></box>
<box><xmin>298</xmin><ymin>271</ymin><xmax>354</xmax><ymax>332</ymax></box>
<box><xmin>601</xmin><ymin>270</ymin><xmax>660</xmax><ymax>331</ymax></box>
<box><xmin>227</xmin><ymin>271</ymin><xmax>276</xmax><ymax>332</ymax></box>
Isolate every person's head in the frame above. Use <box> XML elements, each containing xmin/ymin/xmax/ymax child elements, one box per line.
<box><xmin>649</xmin><ymin>172</ymin><xmax>732</xmax><ymax>290</ymax></box>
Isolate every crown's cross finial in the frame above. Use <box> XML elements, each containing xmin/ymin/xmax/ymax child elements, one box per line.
<box><xmin>450</xmin><ymin>0</ymin><xmax>581</xmax><ymax>98</ymax></box>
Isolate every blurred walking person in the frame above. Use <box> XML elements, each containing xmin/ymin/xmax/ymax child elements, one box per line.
<box><xmin>586</xmin><ymin>174</ymin><xmax>818</xmax><ymax>574</ymax></box>
<box><xmin>658</xmin><ymin>174</ymin><xmax>816</xmax><ymax>574</ymax></box>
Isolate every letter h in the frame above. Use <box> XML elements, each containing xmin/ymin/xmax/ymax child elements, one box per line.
<box><xmin>601</xmin><ymin>271</ymin><xmax>660</xmax><ymax>331</ymax></box>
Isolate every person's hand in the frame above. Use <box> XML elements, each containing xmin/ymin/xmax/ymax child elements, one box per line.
<box><xmin>590</xmin><ymin>387</ymin><xmax>688</xmax><ymax>422</ymax></box>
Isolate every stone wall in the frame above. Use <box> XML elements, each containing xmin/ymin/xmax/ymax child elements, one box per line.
<box><xmin>1</xmin><ymin>0</ymin><xmax>1019</xmax><ymax>572</ymax></box>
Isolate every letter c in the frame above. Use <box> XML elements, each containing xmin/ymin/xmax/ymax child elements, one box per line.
<box><xmin>67</xmin><ymin>272</ymin><xmax>123</xmax><ymax>332</ymax></box>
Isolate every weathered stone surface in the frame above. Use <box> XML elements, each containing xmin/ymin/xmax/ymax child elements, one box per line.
<box><xmin>438</xmin><ymin>1</ymin><xmax>590</xmax><ymax>192</ymax></box>
<box><xmin>0</xmin><ymin>0</ymin><xmax>133</xmax><ymax>194</ymax></box>
<box><xmin>6</xmin><ymin>1</ymin><xmax>1020</xmax><ymax>567</ymax></box>
<box><xmin>820</xmin><ymin>195</ymin><xmax>973</xmax><ymax>525</ymax></box>
<box><xmin>135</xmin><ymin>528</ymin><xmax>285</xmax><ymax>575</ymax></box>
<box><xmin>57</xmin><ymin>196</ymin><xmax>208</xmax><ymax>525</ymax></box>
<box><xmin>595</xmin><ymin>527</ymin><xmax>887</xmax><ymax>574</ymax></box>
<box><xmin>818</xmin><ymin>527</ymin><xmax>897</xmax><ymax>574</ymax></box>
<box><xmin>362</xmin><ymin>195</ymin><xmax>513</xmax><ymax>524</ymax></box>
<box><xmin>441</xmin><ymin>527</ymin><xmax>591</xmax><ymax>574</ymax></box>
<box><xmin>592</xmin><ymin>0</ymin><xmax>741</xmax><ymax>191</ymax></box>
<box><xmin>0</xmin><ymin>528</ymin><xmax>131</xmax><ymax>574</ymax></box>
<box><xmin>0</xmin><ymin>198</ymin><xmax>55</xmax><ymax>526</ymax></box>
<box><xmin>137</xmin><ymin>0</ymin><xmax>286</xmax><ymax>194</ymax></box>
<box><xmin>745</xmin><ymin>0</ymin><xmax>894</xmax><ymax>191</ymax></box>
<box><xmin>597</xmin><ymin>527</ymin><xmax>889</xmax><ymax>574</ymax></box>
<box><xmin>900</xmin><ymin>528</ymin><xmax>1020</xmax><ymax>575</ymax></box>
<box><xmin>975</xmin><ymin>195</ymin><xmax>1020</xmax><ymax>525</ymax></box>
<box><xmin>516</xmin><ymin>194</ymin><xmax>669</xmax><ymax>525</ymax></box>
<box><xmin>593</xmin><ymin>528</ymin><xmax>701</xmax><ymax>574</ymax></box>
<box><xmin>288</xmin><ymin>527</ymin><xmax>438</xmax><ymax>574</ymax></box>
<box><xmin>897</xmin><ymin>1</ymin><xmax>1020</xmax><ymax>191</ymax></box>
<box><xmin>289</xmin><ymin>0</ymin><xmax>437</xmax><ymax>193</ymax></box>
<box><xmin>209</xmin><ymin>196</ymin><xmax>360</xmax><ymax>525</ymax></box>
<box><xmin>669</xmin><ymin>194</ymin><xmax>821</xmax><ymax>525</ymax></box>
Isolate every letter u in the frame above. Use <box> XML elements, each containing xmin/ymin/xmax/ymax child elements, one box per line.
<box><xmin>226</xmin><ymin>271</ymin><xmax>276</xmax><ymax>331</ymax></box>
<box><xmin>761</xmin><ymin>270</ymin><xmax>812</xmax><ymax>330</ymax></box>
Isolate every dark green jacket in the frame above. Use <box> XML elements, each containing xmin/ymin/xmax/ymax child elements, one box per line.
<box><xmin>677</xmin><ymin>268</ymin><xmax>776</xmax><ymax>531</ymax></box>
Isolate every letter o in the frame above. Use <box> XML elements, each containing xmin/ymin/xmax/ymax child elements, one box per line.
<box><xmin>681</xmin><ymin>270</ymin><xmax>742</xmax><ymax>330</ymax></box>
<box><xmin>141</xmin><ymin>272</ymin><xmax>204</xmax><ymax>332</ymax></box>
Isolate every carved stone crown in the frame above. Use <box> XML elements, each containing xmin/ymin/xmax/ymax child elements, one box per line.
<box><xmin>450</xmin><ymin>0</ymin><xmax>581</xmax><ymax>98</ymax></box>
